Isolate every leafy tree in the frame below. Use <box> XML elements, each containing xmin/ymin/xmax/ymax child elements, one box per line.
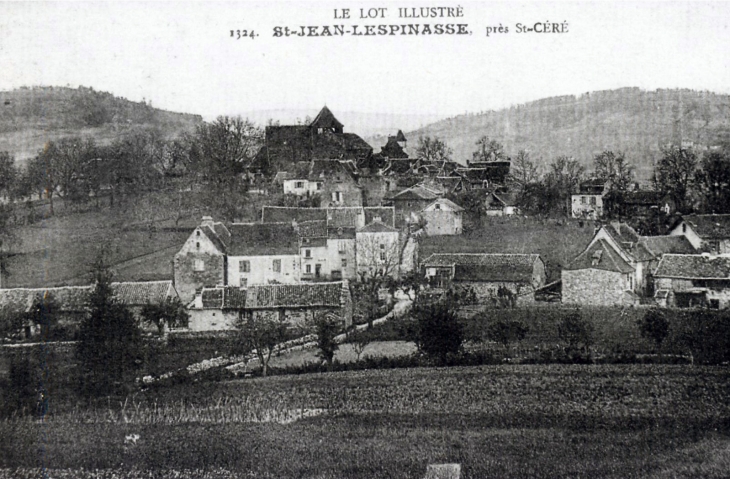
<box><xmin>412</xmin><ymin>301</ymin><xmax>463</xmax><ymax>363</ymax></box>
<box><xmin>1</xmin><ymin>356</ymin><xmax>37</xmax><ymax>417</ymax></box>
<box><xmin>639</xmin><ymin>308</ymin><xmax>670</xmax><ymax>351</ymax></box>
<box><xmin>415</xmin><ymin>136</ymin><xmax>452</xmax><ymax>163</ymax></box>
<box><xmin>472</xmin><ymin>136</ymin><xmax>506</xmax><ymax>162</ymax></box>
<box><xmin>234</xmin><ymin>312</ymin><xmax>289</xmax><ymax>377</ymax></box>
<box><xmin>558</xmin><ymin>311</ymin><xmax>594</xmax><ymax>350</ymax></box>
<box><xmin>485</xmin><ymin>318</ymin><xmax>528</xmax><ymax>348</ymax></box>
<box><xmin>27</xmin><ymin>142</ymin><xmax>61</xmax><ymax>215</ymax></box>
<box><xmin>314</xmin><ymin>314</ymin><xmax>340</xmax><ymax>370</ymax></box>
<box><xmin>0</xmin><ymin>151</ymin><xmax>18</xmax><ymax>200</ymax></box>
<box><xmin>0</xmin><ymin>204</ymin><xmax>17</xmax><ymax>288</ymax></box>
<box><xmin>695</xmin><ymin>150</ymin><xmax>730</xmax><ymax>214</ymax></box>
<box><xmin>76</xmin><ymin>253</ymin><xmax>143</xmax><ymax>397</ymax></box>
<box><xmin>655</xmin><ymin>145</ymin><xmax>698</xmax><ymax>213</ymax></box>
<box><xmin>140</xmin><ymin>298</ymin><xmax>189</xmax><ymax>335</ymax></box>
<box><xmin>593</xmin><ymin>150</ymin><xmax>634</xmax><ymax>192</ymax></box>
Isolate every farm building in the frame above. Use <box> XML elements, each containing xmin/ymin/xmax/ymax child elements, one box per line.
<box><xmin>422</xmin><ymin>253</ymin><xmax>546</xmax><ymax>305</ymax></box>
<box><xmin>653</xmin><ymin>254</ymin><xmax>730</xmax><ymax>310</ymax></box>
<box><xmin>562</xmin><ymin>222</ymin><xmax>696</xmax><ymax>306</ymax></box>
<box><xmin>187</xmin><ymin>281</ymin><xmax>353</xmax><ymax>331</ymax></box>
<box><xmin>0</xmin><ymin>281</ymin><xmax>180</xmax><ymax>338</ymax></box>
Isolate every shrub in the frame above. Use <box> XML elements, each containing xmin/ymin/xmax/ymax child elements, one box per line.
<box><xmin>638</xmin><ymin>308</ymin><xmax>670</xmax><ymax>351</ymax></box>
<box><xmin>558</xmin><ymin>310</ymin><xmax>594</xmax><ymax>350</ymax></box>
<box><xmin>413</xmin><ymin>302</ymin><xmax>464</xmax><ymax>363</ymax></box>
<box><xmin>485</xmin><ymin>318</ymin><xmax>529</xmax><ymax>348</ymax></box>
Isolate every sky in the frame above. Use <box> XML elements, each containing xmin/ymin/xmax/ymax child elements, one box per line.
<box><xmin>1</xmin><ymin>1</ymin><xmax>729</xmax><ymax>124</ymax></box>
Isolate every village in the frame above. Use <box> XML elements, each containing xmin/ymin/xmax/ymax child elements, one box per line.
<box><xmin>1</xmin><ymin>105</ymin><xmax>729</xmax><ymax>346</ymax></box>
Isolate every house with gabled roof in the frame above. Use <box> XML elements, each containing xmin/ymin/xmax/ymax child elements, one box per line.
<box><xmin>562</xmin><ymin>222</ymin><xmax>696</xmax><ymax>306</ymax></box>
<box><xmin>420</xmin><ymin>198</ymin><xmax>464</xmax><ymax>236</ymax></box>
<box><xmin>384</xmin><ymin>184</ymin><xmax>441</xmax><ymax>223</ymax></box>
<box><xmin>187</xmin><ymin>281</ymin><xmax>353</xmax><ymax>331</ymax></box>
<box><xmin>571</xmin><ymin>179</ymin><xmax>608</xmax><ymax>219</ymax></box>
<box><xmin>422</xmin><ymin>253</ymin><xmax>545</xmax><ymax>305</ymax></box>
<box><xmin>485</xmin><ymin>189</ymin><xmax>520</xmax><ymax>216</ymax></box>
<box><xmin>225</xmin><ymin>222</ymin><xmax>300</xmax><ymax>289</ymax></box>
<box><xmin>281</xmin><ymin>159</ymin><xmax>363</xmax><ymax>207</ymax></box>
<box><xmin>653</xmin><ymin>254</ymin><xmax>730</xmax><ymax>309</ymax></box>
<box><xmin>669</xmin><ymin>214</ymin><xmax>730</xmax><ymax>254</ymax></box>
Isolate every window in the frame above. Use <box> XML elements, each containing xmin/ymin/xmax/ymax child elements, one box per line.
<box><xmin>196</xmin><ymin>242</ymin><xmax>200</xmax><ymax>249</ymax></box>
<box><xmin>337</xmin><ymin>227</ymin><xmax>344</xmax><ymax>236</ymax></box>
<box><xmin>342</xmin><ymin>258</ymin><xmax>347</xmax><ymax>268</ymax></box>
<box><xmin>331</xmin><ymin>191</ymin><xmax>342</xmax><ymax>203</ymax></box>
<box><xmin>306</xmin><ymin>264</ymin><xmax>312</xmax><ymax>274</ymax></box>
<box><xmin>239</xmin><ymin>260</ymin><xmax>250</xmax><ymax>273</ymax></box>
<box><xmin>380</xmin><ymin>251</ymin><xmax>386</xmax><ymax>261</ymax></box>
<box><xmin>295</xmin><ymin>181</ymin><xmax>304</xmax><ymax>189</ymax></box>
<box><xmin>590</xmin><ymin>197</ymin><xmax>596</xmax><ymax>206</ymax></box>
<box><xmin>305</xmin><ymin>249</ymin><xmax>311</xmax><ymax>258</ymax></box>
<box><xmin>273</xmin><ymin>259</ymin><xmax>281</xmax><ymax>272</ymax></box>
<box><xmin>338</xmin><ymin>240</ymin><xmax>346</xmax><ymax>253</ymax></box>
<box><xmin>435</xmin><ymin>203</ymin><xmax>441</xmax><ymax>210</ymax></box>
<box><xmin>682</xmin><ymin>224</ymin><xmax>687</xmax><ymax>233</ymax></box>
<box><xmin>380</xmin><ymin>244</ymin><xmax>386</xmax><ymax>250</ymax></box>
<box><xmin>581</xmin><ymin>196</ymin><xmax>586</xmax><ymax>205</ymax></box>
<box><xmin>239</xmin><ymin>278</ymin><xmax>248</xmax><ymax>287</ymax></box>
<box><xmin>194</xmin><ymin>259</ymin><xmax>204</xmax><ymax>272</ymax></box>
<box><xmin>316</xmin><ymin>182</ymin><xmax>322</xmax><ymax>190</ymax></box>
<box><xmin>317</xmin><ymin>128</ymin><xmax>323</xmax><ymax>134</ymax></box>
<box><xmin>196</xmin><ymin>230</ymin><xmax>200</xmax><ymax>237</ymax></box>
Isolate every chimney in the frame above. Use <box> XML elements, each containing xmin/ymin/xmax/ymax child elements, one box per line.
<box><xmin>201</xmin><ymin>216</ymin><xmax>214</xmax><ymax>227</ymax></box>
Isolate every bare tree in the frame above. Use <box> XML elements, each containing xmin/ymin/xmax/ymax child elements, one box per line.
<box><xmin>510</xmin><ymin>150</ymin><xmax>540</xmax><ymax>191</ymax></box>
<box><xmin>416</xmin><ymin>136</ymin><xmax>452</xmax><ymax>163</ymax></box>
<box><xmin>472</xmin><ymin>136</ymin><xmax>506</xmax><ymax>162</ymax></box>
<box><xmin>655</xmin><ymin>145</ymin><xmax>698</xmax><ymax>213</ymax></box>
<box><xmin>593</xmin><ymin>150</ymin><xmax>634</xmax><ymax>192</ymax></box>
<box><xmin>234</xmin><ymin>312</ymin><xmax>289</xmax><ymax>377</ymax></box>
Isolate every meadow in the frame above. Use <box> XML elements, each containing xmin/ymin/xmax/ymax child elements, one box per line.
<box><xmin>1</xmin><ymin>364</ymin><xmax>728</xmax><ymax>478</ymax></box>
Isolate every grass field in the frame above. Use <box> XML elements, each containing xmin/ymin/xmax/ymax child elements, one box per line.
<box><xmin>420</xmin><ymin>216</ymin><xmax>597</xmax><ymax>281</ymax></box>
<box><xmin>1</xmin><ymin>364</ymin><xmax>728</xmax><ymax>478</ymax></box>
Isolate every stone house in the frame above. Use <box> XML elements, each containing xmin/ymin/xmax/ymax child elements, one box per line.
<box><xmin>0</xmin><ymin>281</ymin><xmax>180</xmax><ymax>337</ymax></box>
<box><xmin>280</xmin><ymin>159</ymin><xmax>363</xmax><ymax>207</ymax></box>
<box><xmin>187</xmin><ymin>281</ymin><xmax>353</xmax><ymax>331</ymax></box>
<box><xmin>384</xmin><ymin>184</ymin><xmax>440</xmax><ymax>224</ymax></box>
<box><xmin>254</xmin><ymin>106</ymin><xmax>373</xmax><ymax>172</ymax></box>
<box><xmin>562</xmin><ymin>222</ymin><xmax>696</xmax><ymax>306</ymax></box>
<box><xmin>420</xmin><ymin>198</ymin><xmax>464</xmax><ymax>236</ymax></box>
<box><xmin>421</xmin><ymin>253</ymin><xmax>546</xmax><ymax>305</ymax></box>
<box><xmin>355</xmin><ymin>221</ymin><xmax>403</xmax><ymax>279</ymax></box>
<box><xmin>669</xmin><ymin>214</ymin><xmax>730</xmax><ymax>254</ymax></box>
<box><xmin>653</xmin><ymin>254</ymin><xmax>730</xmax><ymax>310</ymax></box>
<box><xmin>571</xmin><ymin>179</ymin><xmax>608</xmax><ymax>219</ymax></box>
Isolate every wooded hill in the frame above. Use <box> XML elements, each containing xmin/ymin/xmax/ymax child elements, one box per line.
<box><xmin>390</xmin><ymin>88</ymin><xmax>730</xmax><ymax>180</ymax></box>
<box><xmin>0</xmin><ymin>86</ymin><xmax>202</xmax><ymax>162</ymax></box>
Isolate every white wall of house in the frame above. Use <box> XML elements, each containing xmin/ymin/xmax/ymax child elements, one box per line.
<box><xmin>571</xmin><ymin>194</ymin><xmax>604</xmax><ymax>219</ymax></box>
<box><xmin>301</xmin><ymin>244</ymin><xmax>329</xmax><ymax>280</ymax></box>
<box><xmin>356</xmin><ymin>231</ymin><xmax>401</xmax><ymax>276</ymax></box>
<box><xmin>188</xmin><ymin>309</ymin><xmax>238</xmax><ymax>331</ymax></box>
<box><xmin>326</xmin><ymin>238</ymin><xmax>357</xmax><ymax>280</ymax></box>
<box><xmin>283</xmin><ymin>179</ymin><xmax>321</xmax><ymax>196</ymax></box>
<box><xmin>422</xmin><ymin>201</ymin><xmax>463</xmax><ymax>236</ymax></box>
<box><xmin>227</xmin><ymin>254</ymin><xmax>300</xmax><ymax>286</ymax></box>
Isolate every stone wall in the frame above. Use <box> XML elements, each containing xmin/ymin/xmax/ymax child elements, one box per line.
<box><xmin>460</xmin><ymin>281</ymin><xmax>536</xmax><ymax>306</ymax></box>
<box><xmin>562</xmin><ymin>268</ymin><xmax>630</xmax><ymax>306</ymax></box>
<box><xmin>422</xmin><ymin>211</ymin><xmax>462</xmax><ymax>236</ymax></box>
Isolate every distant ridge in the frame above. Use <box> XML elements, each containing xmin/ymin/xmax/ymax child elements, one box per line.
<box><xmin>387</xmin><ymin>88</ymin><xmax>730</xmax><ymax>180</ymax></box>
<box><xmin>0</xmin><ymin>85</ymin><xmax>203</xmax><ymax>161</ymax></box>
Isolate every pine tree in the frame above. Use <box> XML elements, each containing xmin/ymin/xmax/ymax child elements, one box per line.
<box><xmin>75</xmin><ymin>253</ymin><xmax>142</xmax><ymax>397</ymax></box>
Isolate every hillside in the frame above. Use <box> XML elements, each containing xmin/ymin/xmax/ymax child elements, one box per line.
<box><xmin>0</xmin><ymin>86</ymin><xmax>202</xmax><ymax>161</ymax></box>
<box><xmin>371</xmin><ymin>88</ymin><xmax>730</xmax><ymax>180</ymax></box>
